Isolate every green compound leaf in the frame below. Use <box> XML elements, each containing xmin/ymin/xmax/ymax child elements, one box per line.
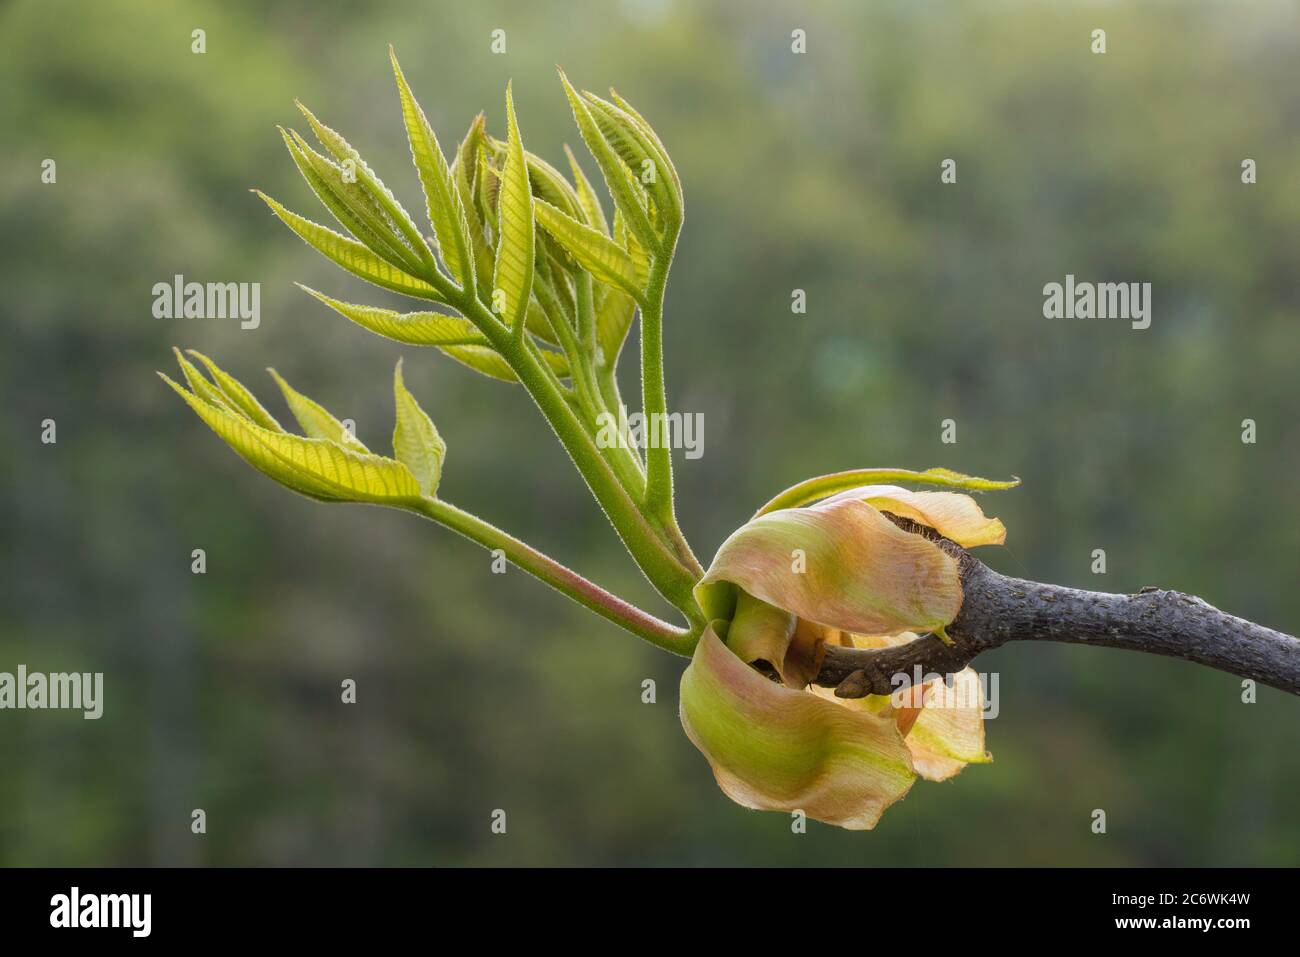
<box><xmin>392</xmin><ymin>357</ymin><xmax>446</xmax><ymax>497</ymax></box>
<box><xmin>161</xmin><ymin>361</ymin><xmax>422</xmax><ymax>506</ymax></box>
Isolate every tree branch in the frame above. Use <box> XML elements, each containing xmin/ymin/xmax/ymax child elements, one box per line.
<box><xmin>814</xmin><ymin>519</ymin><xmax>1300</xmax><ymax>698</ymax></box>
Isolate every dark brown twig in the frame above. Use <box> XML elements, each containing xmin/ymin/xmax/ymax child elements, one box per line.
<box><xmin>814</xmin><ymin>519</ymin><xmax>1300</xmax><ymax>697</ymax></box>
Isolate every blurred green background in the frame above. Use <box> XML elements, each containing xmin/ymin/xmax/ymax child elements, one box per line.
<box><xmin>2</xmin><ymin>0</ymin><xmax>1298</xmax><ymax>866</ymax></box>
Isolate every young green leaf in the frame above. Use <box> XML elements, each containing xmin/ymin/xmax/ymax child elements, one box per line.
<box><xmin>608</xmin><ymin>87</ymin><xmax>680</xmax><ymax>194</ymax></box>
<box><xmin>161</xmin><ymin>372</ymin><xmax>423</xmax><ymax>505</ymax></box>
<box><xmin>492</xmin><ymin>83</ymin><xmax>535</xmax><ymax>334</ymax></box>
<box><xmin>267</xmin><ymin>368</ymin><xmax>369</xmax><ymax>450</ymax></box>
<box><xmin>280</xmin><ymin>127</ymin><xmax>423</xmax><ymax>275</ymax></box>
<box><xmin>580</xmin><ymin>92</ymin><xmax>681</xmax><ymax>233</ymax></box>
<box><xmin>534</xmin><ymin>198</ymin><xmax>641</xmax><ymax>300</ymax></box>
<box><xmin>477</xmin><ymin>143</ymin><xmax>503</xmax><ymax>234</ymax></box>
<box><xmin>185</xmin><ymin>349</ymin><xmax>284</xmax><ymax>431</ymax></box>
<box><xmin>391</xmin><ymin>358</ymin><xmax>446</xmax><ymax>497</ymax></box>
<box><xmin>615</xmin><ymin>209</ymin><xmax>651</xmax><ymax>288</ymax></box>
<box><xmin>438</xmin><ymin>343</ymin><xmax>569</xmax><ymax>382</ymax></box>
<box><xmin>450</xmin><ymin>114</ymin><xmax>498</xmax><ymax>303</ymax></box>
<box><xmin>595</xmin><ymin>287</ymin><xmax>636</xmax><ymax>368</ymax></box>
<box><xmin>563</xmin><ymin>144</ymin><xmax>609</xmax><ymax>236</ymax></box>
<box><xmin>254</xmin><ymin>191</ymin><xmax>445</xmax><ymax>301</ymax></box>
<box><xmin>295</xmin><ymin>99</ymin><xmax>436</xmax><ymax>273</ymax></box>
<box><xmin>557</xmin><ymin>68</ymin><xmax>658</xmax><ymax>253</ymax></box>
<box><xmin>173</xmin><ymin>348</ymin><xmax>238</xmax><ymax>413</ymax></box>
<box><xmin>389</xmin><ymin>48</ymin><xmax>473</xmax><ymax>290</ymax></box>
<box><xmin>298</xmin><ymin>285</ymin><xmax>486</xmax><ymax>347</ymax></box>
<box><xmin>525</xmin><ymin>294</ymin><xmax>561</xmax><ymax>347</ymax></box>
<box><xmin>520</xmin><ymin>148</ymin><xmax>584</xmax><ymax>221</ymax></box>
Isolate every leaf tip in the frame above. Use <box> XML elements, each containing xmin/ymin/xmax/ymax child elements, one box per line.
<box><xmin>170</xmin><ymin>345</ymin><xmax>197</xmax><ymax>373</ymax></box>
<box><xmin>293</xmin><ymin>281</ymin><xmax>324</xmax><ymax>302</ymax></box>
<box><xmin>504</xmin><ymin>80</ymin><xmax>517</xmax><ymax>120</ymax></box>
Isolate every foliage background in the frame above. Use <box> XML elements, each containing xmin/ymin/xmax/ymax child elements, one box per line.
<box><xmin>2</xmin><ymin>0</ymin><xmax>1298</xmax><ymax>866</ymax></box>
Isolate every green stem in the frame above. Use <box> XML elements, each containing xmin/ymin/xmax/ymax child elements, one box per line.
<box><xmin>577</xmin><ymin>275</ymin><xmax>647</xmax><ymax>490</ymax></box>
<box><xmin>576</xmin><ymin>271</ymin><xmax>598</xmax><ymax>361</ymax></box>
<box><xmin>595</xmin><ymin>366</ymin><xmax>637</xmax><ymax>465</ymax></box>
<box><xmin>662</xmin><ymin>516</ymin><xmax>705</xmax><ymax>579</ymax></box>
<box><xmin>410</xmin><ymin>497</ymin><xmax>692</xmax><ymax>653</ymax></box>
<box><xmin>637</xmin><ymin>254</ymin><xmax>703</xmax><ymax>577</ymax></box>
<box><xmin>461</xmin><ymin>296</ymin><xmax>702</xmax><ymax>623</ymax></box>
<box><xmin>640</xmin><ymin>256</ymin><xmax>674</xmax><ymax>523</ymax></box>
<box><xmin>536</xmin><ymin>281</ymin><xmax>646</xmax><ymax>498</ymax></box>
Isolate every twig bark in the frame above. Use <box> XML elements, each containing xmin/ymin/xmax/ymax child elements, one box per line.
<box><xmin>814</xmin><ymin>520</ymin><xmax>1300</xmax><ymax>698</ymax></box>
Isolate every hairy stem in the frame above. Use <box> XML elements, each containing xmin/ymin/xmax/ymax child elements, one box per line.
<box><xmin>640</xmin><ymin>256</ymin><xmax>674</xmax><ymax>523</ymax></box>
<box><xmin>576</xmin><ymin>271</ymin><xmax>598</xmax><ymax>367</ymax></box>
<box><xmin>596</xmin><ymin>365</ymin><xmax>642</xmax><ymax>470</ymax></box>
<box><xmin>531</xmin><ymin>278</ymin><xmax>646</xmax><ymax>499</ymax></box>
<box><xmin>460</xmin><ymin>295</ymin><xmax>702</xmax><ymax>623</ymax></box>
<box><xmin>636</xmin><ymin>254</ymin><xmax>702</xmax><ymax>577</ymax></box>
